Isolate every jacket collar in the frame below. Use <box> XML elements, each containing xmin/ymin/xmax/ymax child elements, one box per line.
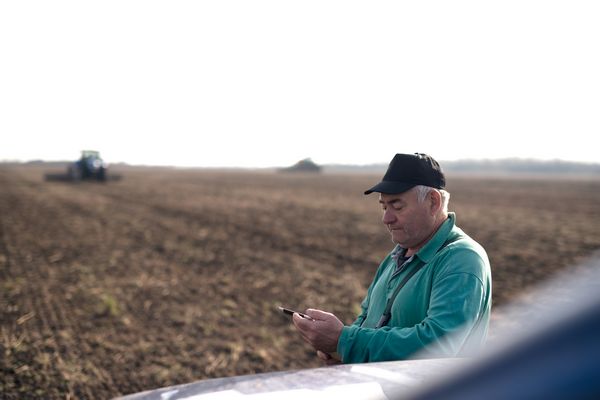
<box><xmin>415</xmin><ymin>212</ymin><xmax>456</xmax><ymax>264</ymax></box>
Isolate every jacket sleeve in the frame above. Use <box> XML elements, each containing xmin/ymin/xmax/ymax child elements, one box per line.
<box><xmin>338</xmin><ymin>252</ymin><xmax>488</xmax><ymax>363</ymax></box>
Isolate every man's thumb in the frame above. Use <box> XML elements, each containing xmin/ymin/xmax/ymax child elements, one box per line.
<box><xmin>305</xmin><ymin>308</ymin><xmax>331</xmax><ymax>320</ymax></box>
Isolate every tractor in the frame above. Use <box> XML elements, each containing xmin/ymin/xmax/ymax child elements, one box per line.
<box><xmin>68</xmin><ymin>150</ymin><xmax>108</xmax><ymax>181</ymax></box>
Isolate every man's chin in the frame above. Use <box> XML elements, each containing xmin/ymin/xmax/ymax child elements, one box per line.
<box><xmin>390</xmin><ymin>235</ymin><xmax>406</xmax><ymax>246</ymax></box>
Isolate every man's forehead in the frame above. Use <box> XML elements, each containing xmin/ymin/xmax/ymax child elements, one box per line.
<box><xmin>378</xmin><ymin>190</ymin><xmax>414</xmax><ymax>202</ymax></box>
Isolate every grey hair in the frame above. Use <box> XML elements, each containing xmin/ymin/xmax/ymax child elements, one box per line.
<box><xmin>414</xmin><ymin>185</ymin><xmax>450</xmax><ymax>213</ymax></box>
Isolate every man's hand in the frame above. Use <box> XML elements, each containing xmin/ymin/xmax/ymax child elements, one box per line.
<box><xmin>292</xmin><ymin>309</ymin><xmax>344</xmax><ymax>355</ymax></box>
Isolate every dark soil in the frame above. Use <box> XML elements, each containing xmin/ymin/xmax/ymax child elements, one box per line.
<box><xmin>1</xmin><ymin>165</ymin><xmax>599</xmax><ymax>399</ymax></box>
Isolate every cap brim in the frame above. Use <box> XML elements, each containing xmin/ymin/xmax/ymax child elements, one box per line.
<box><xmin>364</xmin><ymin>181</ymin><xmax>416</xmax><ymax>195</ymax></box>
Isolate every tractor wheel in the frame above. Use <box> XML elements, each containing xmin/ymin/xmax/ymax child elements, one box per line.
<box><xmin>97</xmin><ymin>168</ymin><xmax>106</xmax><ymax>182</ymax></box>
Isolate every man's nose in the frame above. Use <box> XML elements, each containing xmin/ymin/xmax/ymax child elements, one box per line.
<box><xmin>382</xmin><ymin>208</ymin><xmax>396</xmax><ymax>225</ymax></box>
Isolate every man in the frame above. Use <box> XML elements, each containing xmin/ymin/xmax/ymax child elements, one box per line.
<box><xmin>292</xmin><ymin>153</ymin><xmax>492</xmax><ymax>363</ymax></box>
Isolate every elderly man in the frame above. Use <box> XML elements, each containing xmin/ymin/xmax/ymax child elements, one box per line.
<box><xmin>292</xmin><ymin>153</ymin><xmax>492</xmax><ymax>363</ymax></box>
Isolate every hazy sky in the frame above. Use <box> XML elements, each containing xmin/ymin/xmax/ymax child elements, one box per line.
<box><xmin>1</xmin><ymin>1</ymin><xmax>598</xmax><ymax>168</ymax></box>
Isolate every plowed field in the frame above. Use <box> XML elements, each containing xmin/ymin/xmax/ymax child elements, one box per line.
<box><xmin>2</xmin><ymin>165</ymin><xmax>600</xmax><ymax>399</ymax></box>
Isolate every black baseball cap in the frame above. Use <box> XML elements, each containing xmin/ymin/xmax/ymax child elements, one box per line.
<box><xmin>364</xmin><ymin>153</ymin><xmax>446</xmax><ymax>195</ymax></box>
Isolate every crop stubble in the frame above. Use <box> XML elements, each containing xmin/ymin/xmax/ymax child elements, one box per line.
<box><xmin>1</xmin><ymin>165</ymin><xmax>599</xmax><ymax>398</ymax></box>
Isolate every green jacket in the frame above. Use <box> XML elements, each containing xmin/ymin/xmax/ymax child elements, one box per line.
<box><xmin>337</xmin><ymin>213</ymin><xmax>491</xmax><ymax>363</ymax></box>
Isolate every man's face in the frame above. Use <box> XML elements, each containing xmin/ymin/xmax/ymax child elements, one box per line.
<box><xmin>378</xmin><ymin>189</ymin><xmax>436</xmax><ymax>249</ymax></box>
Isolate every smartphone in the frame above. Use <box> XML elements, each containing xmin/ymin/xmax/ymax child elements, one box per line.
<box><xmin>277</xmin><ymin>306</ymin><xmax>314</xmax><ymax>321</ymax></box>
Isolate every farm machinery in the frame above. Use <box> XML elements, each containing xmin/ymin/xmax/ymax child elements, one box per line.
<box><xmin>68</xmin><ymin>150</ymin><xmax>107</xmax><ymax>181</ymax></box>
<box><xmin>44</xmin><ymin>150</ymin><xmax>121</xmax><ymax>182</ymax></box>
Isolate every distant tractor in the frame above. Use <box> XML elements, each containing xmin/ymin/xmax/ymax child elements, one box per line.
<box><xmin>68</xmin><ymin>150</ymin><xmax>108</xmax><ymax>181</ymax></box>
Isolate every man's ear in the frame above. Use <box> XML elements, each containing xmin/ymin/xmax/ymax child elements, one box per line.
<box><xmin>429</xmin><ymin>190</ymin><xmax>442</xmax><ymax>214</ymax></box>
